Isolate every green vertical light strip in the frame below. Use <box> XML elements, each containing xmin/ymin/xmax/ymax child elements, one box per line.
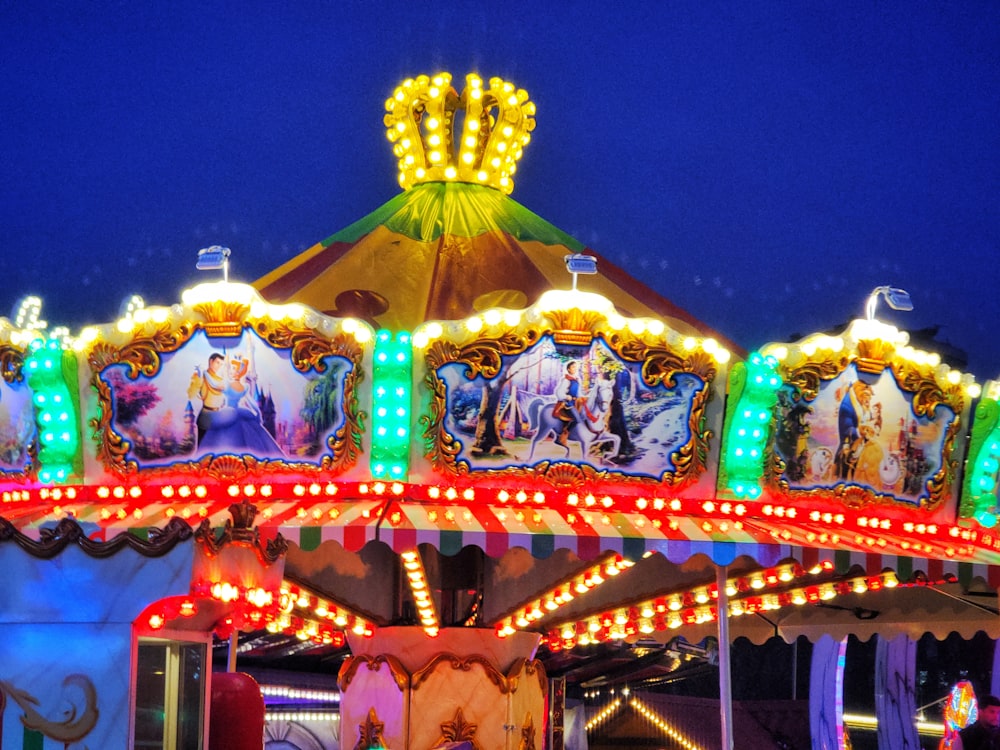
<box><xmin>370</xmin><ymin>330</ymin><xmax>412</xmax><ymax>480</ymax></box>
<box><xmin>25</xmin><ymin>338</ymin><xmax>80</xmax><ymax>484</ymax></box>
<box><xmin>962</xmin><ymin>398</ymin><xmax>1000</xmax><ymax>527</ymax></box>
<box><xmin>723</xmin><ymin>352</ymin><xmax>782</xmax><ymax>499</ymax></box>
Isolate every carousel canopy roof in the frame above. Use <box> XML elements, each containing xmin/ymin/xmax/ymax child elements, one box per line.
<box><xmin>255</xmin><ymin>70</ymin><xmax>739</xmax><ymax>353</ymax></box>
<box><xmin>254</xmin><ymin>181</ymin><xmax>738</xmax><ymax>353</ymax></box>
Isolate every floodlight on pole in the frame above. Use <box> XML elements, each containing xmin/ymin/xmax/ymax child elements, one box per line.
<box><xmin>563</xmin><ymin>253</ymin><xmax>597</xmax><ymax>291</ymax></box>
<box><xmin>865</xmin><ymin>286</ymin><xmax>913</xmax><ymax>322</ymax></box>
<box><xmin>196</xmin><ymin>245</ymin><xmax>232</xmax><ymax>282</ymax></box>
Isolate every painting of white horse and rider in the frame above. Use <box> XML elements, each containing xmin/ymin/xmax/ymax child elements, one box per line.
<box><xmin>773</xmin><ymin>362</ymin><xmax>955</xmax><ymax>506</ymax></box>
<box><xmin>438</xmin><ymin>335</ymin><xmax>705</xmax><ymax>480</ymax></box>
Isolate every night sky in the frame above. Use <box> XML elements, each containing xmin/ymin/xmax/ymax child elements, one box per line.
<box><xmin>2</xmin><ymin>3</ymin><xmax>998</xmax><ymax>374</ymax></box>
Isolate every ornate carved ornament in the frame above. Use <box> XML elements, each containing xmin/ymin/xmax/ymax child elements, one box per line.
<box><xmin>193</xmin><ymin>501</ymin><xmax>287</xmax><ymax>565</ymax></box>
<box><xmin>352</xmin><ymin>707</ymin><xmax>389</xmax><ymax>750</ymax></box>
<box><xmin>518</xmin><ymin>713</ymin><xmax>538</xmax><ymax>750</ymax></box>
<box><xmin>506</xmin><ymin>657</ymin><xmax>548</xmax><ymax>695</ymax></box>
<box><xmin>338</xmin><ymin>654</ymin><xmax>409</xmax><ymax>693</ymax></box>
<box><xmin>435</xmin><ymin>707</ymin><xmax>483</xmax><ymax>750</ymax></box>
<box><xmin>411</xmin><ymin>652</ymin><xmax>510</xmax><ymax>694</ymax></box>
<box><xmin>0</xmin><ymin>515</ymin><xmax>193</xmax><ymax>559</ymax></box>
<box><xmin>85</xmin><ymin>306</ymin><xmax>367</xmax><ymax>479</ymax></box>
<box><xmin>420</xmin><ymin>319</ymin><xmax>718</xmax><ymax>490</ymax></box>
<box><xmin>0</xmin><ymin>343</ymin><xmax>26</xmax><ymax>385</ymax></box>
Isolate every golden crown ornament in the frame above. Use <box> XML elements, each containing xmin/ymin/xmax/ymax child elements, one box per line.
<box><xmin>384</xmin><ymin>73</ymin><xmax>536</xmax><ymax>195</ymax></box>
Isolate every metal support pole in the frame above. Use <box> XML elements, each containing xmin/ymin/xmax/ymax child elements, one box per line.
<box><xmin>227</xmin><ymin>630</ymin><xmax>238</xmax><ymax>673</ymax></box>
<box><xmin>716</xmin><ymin>564</ymin><xmax>734</xmax><ymax>750</ymax></box>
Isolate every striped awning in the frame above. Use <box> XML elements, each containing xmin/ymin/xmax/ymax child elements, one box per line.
<box><xmin>13</xmin><ymin>495</ymin><xmax>1000</xmax><ymax>591</ymax></box>
<box><xmin>371</xmin><ymin>500</ymin><xmax>793</xmax><ymax>567</ymax></box>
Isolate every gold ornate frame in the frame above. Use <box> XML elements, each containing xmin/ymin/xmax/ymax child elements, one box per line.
<box><xmin>87</xmin><ymin>301</ymin><xmax>366</xmax><ymax>480</ymax></box>
<box><xmin>421</xmin><ymin>312</ymin><xmax>718</xmax><ymax>490</ymax></box>
<box><xmin>769</xmin><ymin>340</ymin><xmax>966</xmax><ymax>511</ymax></box>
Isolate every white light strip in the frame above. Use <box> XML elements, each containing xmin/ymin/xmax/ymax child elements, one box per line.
<box><xmin>842</xmin><ymin>713</ymin><xmax>945</xmax><ymax>736</ymax></box>
<box><xmin>265</xmin><ymin>711</ymin><xmax>340</xmax><ymax>722</ymax></box>
<box><xmin>259</xmin><ymin>684</ymin><xmax>340</xmax><ymax>703</ymax></box>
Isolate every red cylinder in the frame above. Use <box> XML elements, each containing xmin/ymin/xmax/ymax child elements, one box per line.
<box><xmin>209</xmin><ymin>672</ymin><xmax>265</xmax><ymax>750</ymax></box>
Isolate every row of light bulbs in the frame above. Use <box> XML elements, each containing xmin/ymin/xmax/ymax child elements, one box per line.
<box><xmin>547</xmin><ymin>570</ymin><xmax>899</xmax><ymax>648</ymax></box>
<box><xmin>493</xmin><ymin>553</ymin><xmax>634</xmax><ymax>636</ymax></box>
<box><xmin>401</xmin><ymin>548</ymin><xmax>440</xmax><ymax>635</ymax></box>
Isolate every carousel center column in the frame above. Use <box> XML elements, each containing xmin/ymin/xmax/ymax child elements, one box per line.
<box><xmin>340</xmin><ymin>627</ymin><xmax>546</xmax><ymax>750</ymax></box>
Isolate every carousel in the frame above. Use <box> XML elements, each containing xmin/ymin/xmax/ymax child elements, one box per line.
<box><xmin>1</xmin><ymin>72</ymin><xmax>998</xmax><ymax>750</ymax></box>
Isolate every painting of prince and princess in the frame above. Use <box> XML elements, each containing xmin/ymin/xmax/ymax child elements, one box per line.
<box><xmin>102</xmin><ymin>330</ymin><xmax>348</xmax><ymax>466</ymax></box>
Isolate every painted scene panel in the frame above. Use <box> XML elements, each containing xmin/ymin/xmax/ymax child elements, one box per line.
<box><xmin>774</xmin><ymin>363</ymin><xmax>956</xmax><ymax>505</ymax></box>
<box><xmin>0</xmin><ymin>375</ymin><xmax>34</xmax><ymax>475</ymax></box>
<box><xmin>99</xmin><ymin>329</ymin><xmax>350</xmax><ymax>468</ymax></box>
<box><xmin>439</xmin><ymin>335</ymin><xmax>705</xmax><ymax>480</ymax></box>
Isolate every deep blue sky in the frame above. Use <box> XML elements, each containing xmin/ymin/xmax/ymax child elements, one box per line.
<box><xmin>2</xmin><ymin>2</ymin><xmax>998</xmax><ymax>374</ymax></box>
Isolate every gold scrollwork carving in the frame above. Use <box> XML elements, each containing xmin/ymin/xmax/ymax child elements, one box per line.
<box><xmin>435</xmin><ymin>707</ymin><xmax>482</xmax><ymax>750</ymax></box>
<box><xmin>545</xmin><ymin>309</ymin><xmax>608</xmax><ymax>339</ymax></box>
<box><xmin>338</xmin><ymin>654</ymin><xmax>409</xmax><ymax>693</ymax></box>
<box><xmin>191</xmin><ymin>300</ymin><xmax>251</xmax><ymax>325</ymax></box>
<box><xmin>411</xmin><ymin>653</ymin><xmax>510</xmax><ymax>694</ymax></box>
<box><xmin>518</xmin><ymin>713</ymin><xmax>538</xmax><ymax>750</ymax></box>
<box><xmin>525</xmin><ymin>659</ymin><xmax>548</xmax><ymax>696</ymax></box>
<box><xmin>352</xmin><ymin>707</ymin><xmax>388</xmax><ymax>750</ymax></box>
<box><xmin>505</xmin><ymin>657</ymin><xmax>549</xmax><ymax>696</ymax></box>
<box><xmin>89</xmin><ymin>318</ymin><xmax>366</xmax><ymax>478</ymax></box>
<box><xmin>88</xmin><ymin>324</ymin><xmax>196</xmax><ymax>379</ymax></box>
<box><xmin>425</xmin><ymin>330</ymin><xmax>539</xmax><ymax>380</ymax></box>
<box><xmin>0</xmin><ymin>344</ymin><xmax>25</xmax><ymax>384</ymax></box>
<box><xmin>890</xmin><ymin>359</ymin><xmax>965</xmax><ymax>419</ymax></box>
<box><xmin>778</xmin><ymin>350</ymin><xmax>851</xmax><ymax>404</ymax></box>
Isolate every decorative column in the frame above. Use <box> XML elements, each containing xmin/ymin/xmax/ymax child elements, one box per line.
<box><xmin>810</xmin><ymin>635</ymin><xmax>847</xmax><ymax>750</ymax></box>
<box><xmin>190</xmin><ymin>500</ymin><xmax>287</xmax><ymax>635</ymax></box>
<box><xmin>339</xmin><ymin>627</ymin><xmax>546</xmax><ymax>750</ymax></box>
<box><xmin>874</xmin><ymin>635</ymin><xmax>919</xmax><ymax>750</ymax></box>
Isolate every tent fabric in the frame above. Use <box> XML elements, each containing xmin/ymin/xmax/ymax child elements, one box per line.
<box><xmin>21</xmin><ymin>496</ymin><xmax>1000</xmax><ymax>590</ymax></box>
<box><xmin>372</xmin><ymin>500</ymin><xmax>789</xmax><ymax>565</ymax></box>
<box><xmin>254</xmin><ymin>182</ymin><xmax>739</xmax><ymax>350</ymax></box>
